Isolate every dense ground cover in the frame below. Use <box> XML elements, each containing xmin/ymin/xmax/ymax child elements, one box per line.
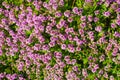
<box><xmin>0</xmin><ymin>0</ymin><xmax>120</xmax><ymax>80</ymax></box>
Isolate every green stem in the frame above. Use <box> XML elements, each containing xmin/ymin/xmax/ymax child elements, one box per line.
<box><xmin>72</xmin><ymin>0</ymin><xmax>76</xmax><ymax>7</ymax></box>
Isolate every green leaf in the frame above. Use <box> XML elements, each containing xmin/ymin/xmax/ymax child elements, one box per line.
<box><xmin>30</xmin><ymin>73</ymin><xmax>36</xmax><ymax>79</ymax></box>
<box><xmin>76</xmin><ymin>0</ymin><xmax>83</xmax><ymax>8</ymax></box>
<box><xmin>98</xmin><ymin>31</ymin><xmax>104</xmax><ymax>36</ymax></box>
<box><xmin>89</xmin><ymin>74</ymin><xmax>94</xmax><ymax>79</ymax></box>
<box><xmin>50</xmin><ymin>57</ymin><xmax>56</xmax><ymax>67</ymax></box>
<box><xmin>65</xmin><ymin>40</ymin><xmax>69</xmax><ymax>44</ymax></box>
<box><xmin>25</xmin><ymin>30</ymin><xmax>32</xmax><ymax>37</ymax></box>
<box><xmin>83</xmin><ymin>58</ymin><xmax>88</xmax><ymax>64</ymax></box>
<box><xmin>5</xmin><ymin>67</ymin><xmax>12</xmax><ymax>74</ymax></box>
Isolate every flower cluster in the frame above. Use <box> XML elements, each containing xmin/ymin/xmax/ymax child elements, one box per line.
<box><xmin>0</xmin><ymin>0</ymin><xmax>120</xmax><ymax>80</ymax></box>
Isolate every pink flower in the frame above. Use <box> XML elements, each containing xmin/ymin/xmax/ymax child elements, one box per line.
<box><xmin>59</xmin><ymin>0</ymin><xmax>64</xmax><ymax>6</ymax></box>
<box><xmin>61</xmin><ymin>44</ymin><xmax>67</xmax><ymax>50</ymax></box>
<box><xmin>64</xmin><ymin>10</ymin><xmax>70</xmax><ymax>17</ymax></box>
<box><xmin>50</xmin><ymin>30</ymin><xmax>58</xmax><ymax>36</ymax></box>
<box><xmin>59</xmin><ymin>19</ymin><xmax>66</xmax><ymax>27</ymax></box>
<box><xmin>59</xmin><ymin>34</ymin><xmax>66</xmax><ymax>41</ymax></box>
<box><xmin>38</xmin><ymin>36</ymin><xmax>45</xmax><ymax>43</ymax></box>
<box><xmin>50</xmin><ymin>36</ymin><xmax>57</xmax><ymax>42</ymax></box>
<box><xmin>114</xmin><ymin>32</ymin><xmax>120</xmax><ymax>37</ymax></box>
<box><xmin>103</xmin><ymin>11</ymin><xmax>110</xmax><ymax>17</ymax></box>
<box><xmin>71</xmin><ymin>59</ymin><xmax>76</xmax><ymax>65</ymax></box>
<box><xmin>94</xmin><ymin>17</ymin><xmax>99</xmax><ymax>22</ymax></box>
<box><xmin>72</xmin><ymin>7</ymin><xmax>79</xmax><ymax>14</ymax></box>
<box><xmin>42</xmin><ymin>57</ymin><xmax>49</xmax><ymax>64</ymax></box>
<box><xmin>92</xmin><ymin>68</ymin><xmax>96</xmax><ymax>73</ymax></box>
<box><xmin>112</xmin><ymin>52</ymin><xmax>117</xmax><ymax>56</ymax></box>
<box><xmin>88</xmin><ymin>31</ymin><xmax>94</xmax><ymax>36</ymax></box>
<box><xmin>11</xmin><ymin>74</ymin><xmax>17</xmax><ymax>80</ymax></box>
<box><xmin>59</xmin><ymin>62</ymin><xmax>65</xmax><ymax>68</ymax></box>
<box><xmin>110</xmin><ymin>76</ymin><xmax>115</xmax><ymax>80</ymax></box>
<box><xmin>79</xmin><ymin>29</ymin><xmax>84</xmax><ymax>35</ymax></box>
<box><xmin>6</xmin><ymin>74</ymin><xmax>11</xmax><ymax>80</ymax></box>
<box><xmin>68</xmin><ymin>28</ymin><xmax>74</xmax><ymax>33</ymax></box>
<box><xmin>72</xmin><ymin>66</ymin><xmax>78</xmax><ymax>72</ymax></box>
<box><xmin>94</xmin><ymin>64</ymin><xmax>99</xmax><ymax>70</ymax></box>
<box><xmin>76</xmin><ymin>39</ymin><xmax>84</xmax><ymax>45</ymax></box>
<box><xmin>45</xmin><ymin>54</ymin><xmax>52</xmax><ymax>60</ymax></box>
<box><xmin>67</xmin><ymin>17</ymin><xmax>73</xmax><ymax>23</ymax></box>
<box><xmin>116</xmin><ymin>0</ymin><xmax>120</xmax><ymax>4</ymax></box>
<box><xmin>49</xmin><ymin>41</ymin><xmax>55</xmax><ymax>47</ymax></box>
<box><xmin>64</xmin><ymin>56</ymin><xmax>70</xmax><ymax>62</ymax></box>
<box><xmin>33</xmin><ymin>44</ymin><xmax>41</xmax><ymax>51</ymax></box>
<box><xmin>54</xmin><ymin>51</ymin><xmax>62</xmax><ymax>59</ymax></box>
<box><xmin>68</xmin><ymin>44</ymin><xmax>75</xmax><ymax>53</ymax></box>
<box><xmin>116</xmin><ymin>19</ymin><xmax>120</xmax><ymax>26</ymax></box>
<box><xmin>1</xmin><ymin>18</ymin><xmax>8</xmax><ymax>25</ymax></box>
<box><xmin>111</xmin><ymin>23</ymin><xmax>116</xmax><ymax>28</ymax></box>
<box><xmin>66</xmin><ymin>60</ymin><xmax>71</xmax><ymax>64</ymax></box>
<box><xmin>18</xmin><ymin>62</ymin><xmax>24</xmax><ymax>71</ymax></box>
<box><xmin>42</xmin><ymin>44</ymin><xmax>49</xmax><ymax>51</ymax></box>
<box><xmin>116</xmin><ymin>8</ymin><xmax>120</xmax><ymax>12</ymax></box>
<box><xmin>113</xmin><ymin>47</ymin><xmax>118</xmax><ymax>53</ymax></box>
<box><xmin>95</xmin><ymin>26</ymin><xmax>102</xmax><ymax>32</ymax></box>
<box><xmin>80</xmin><ymin>16</ymin><xmax>86</xmax><ymax>21</ymax></box>
<box><xmin>55</xmin><ymin>11</ymin><xmax>62</xmax><ymax>17</ymax></box>
<box><xmin>19</xmin><ymin>77</ymin><xmax>26</xmax><ymax>80</ymax></box>
<box><xmin>94</xmin><ymin>10</ymin><xmax>100</xmax><ymax>15</ymax></box>
<box><xmin>99</xmin><ymin>55</ymin><xmax>105</xmax><ymax>62</ymax></box>
<box><xmin>53</xmin><ymin>64</ymin><xmax>59</xmax><ymax>69</ymax></box>
<box><xmin>103</xmin><ymin>72</ymin><xmax>108</xmax><ymax>78</ymax></box>
<box><xmin>0</xmin><ymin>73</ymin><xmax>5</xmax><ymax>79</ymax></box>
<box><xmin>46</xmin><ymin>25</ymin><xmax>52</xmax><ymax>32</ymax></box>
<box><xmin>80</xmin><ymin>22</ymin><xmax>86</xmax><ymax>28</ymax></box>
<box><xmin>82</xmin><ymin>69</ymin><xmax>88</xmax><ymax>78</ymax></box>
<box><xmin>112</xmin><ymin>47</ymin><xmax>118</xmax><ymax>56</ymax></box>
<box><xmin>88</xmin><ymin>15</ymin><xmax>93</xmax><ymax>22</ymax></box>
<box><xmin>73</xmin><ymin>36</ymin><xmax>79</xmax><ymax>41</ymax></box>
<box><xmin>76</xmin><ymin>46</ymin><xmax>81</xmax><ymax>51</ymax></box>
<box><xmin>52</xmin><ymin>3</ymin><xmax>58</xmax><ymax>10</ymax></box>
<box><xmin>67</xmin><ymin>34</ymin><xmax>73</xmax><ymax>41</ymax></box>
<box><xmin>56</xmin><ymin>24</ymin><xmax>62</xmax><ymax>29</ymax></box>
